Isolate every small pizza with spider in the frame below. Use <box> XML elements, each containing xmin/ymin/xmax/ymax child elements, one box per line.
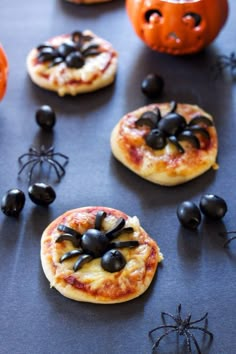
<box><xmin>26</xmin><ymin>30</ymin><xmax>118</xmax><ymax>96</ymax></box>
<box><xmin>110</xmin><ymin>101</ymin><xmax>218</xmax><ymax>186</ymax></box>
<box><xmin>41</xmin><ymin>206</ymin><xmax>162</xmax><ymax>303</ymax></box>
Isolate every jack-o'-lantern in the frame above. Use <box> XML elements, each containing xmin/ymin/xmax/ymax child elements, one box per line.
<box><xmin>0</xmin><ymin>44</ymin><xmax>8</xmax><ymax>100</ymax></box>
<box><xmin>126</xmin><ymin>0</ymin><xmax>228</xmax><ymax>55</ymax></box>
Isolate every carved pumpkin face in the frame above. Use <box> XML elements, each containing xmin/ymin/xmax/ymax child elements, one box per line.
<box><xmin>0</xmin><ymin>45</ymin><xmax>8</xmax><ymax>100</ymax></box>
<box><xmin>126</xmin><ymin>0</ymin><xmax>228</xmax><ymax>55</ymax></box>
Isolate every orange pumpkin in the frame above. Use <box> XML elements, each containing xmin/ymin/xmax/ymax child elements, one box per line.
<box><xmin>0</xmin><ymin>44</ymin><xmax>8</xmax><ymax>100</ymax></box>
<box><xmin>126</xmin><ymin>0</ymin><xmax>228</xmax><ymax>55</ymax></box>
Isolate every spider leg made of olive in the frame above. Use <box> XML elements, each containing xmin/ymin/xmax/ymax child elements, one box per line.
<box><xmin>135</xmin><ymin>102</ymin><xmax>213</xmax><ymax>152</ymax></box>
<box><xmin>55</xmin><ymin>210</ymin><xmax>139</xmax><ymax>272</ymax></box>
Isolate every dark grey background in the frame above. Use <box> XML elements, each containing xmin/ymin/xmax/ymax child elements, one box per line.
<box><xmin>0</xmin><ymin>1</ymin><xmax>236</xmax><ymax>353</ymax></box>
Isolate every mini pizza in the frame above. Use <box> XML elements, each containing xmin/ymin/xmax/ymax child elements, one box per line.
<box><xmin>110</xmin><ymin>102</ymin><xmax>218</xmax><ymax>186</ymax></box>
<box><xmin>41</xmin><ymin>206</ymin><xmax>162</xmax><ymax>304</ymax></box>
<box><xmin>26</xmin><ymin>30</ymin><xmax>118</xmax><ymax>96</ymax></box>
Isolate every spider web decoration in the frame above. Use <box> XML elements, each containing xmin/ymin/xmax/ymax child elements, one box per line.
<box><xmin>18</xmin><ymin>145</ymin><xmax>69</xmax><ymax>183</ymax></box>
<box><xmin>149</xmin><ymin>304</ymin><xmax>213</xmax><ymax>354</ymax></box>
<box><xmin>211</xmin><ymin>52</ymin><xmax>236</xmax><ymax>80</ymax></box>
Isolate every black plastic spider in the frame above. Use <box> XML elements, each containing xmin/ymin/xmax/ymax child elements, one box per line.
<box><xmin>135</xmin><ymin>101</ymin><xmax>213</xmax><ymax>153</ymax></box>
<box><xmin>18</xmin><ymin>145</ymin><xmax>69</xmax><ymax>182</ymax></box>
<box><xmin>219</xmin><ymin>230</ymin><xmax>236</xmax><ymax>248</ymax></box>
<box><xmin>56</xmin><ymin>210</ymin><xmax>139</xmax><ymax>273</ymax></box>
<box><xmin>212</xmin><ymin>52</ymin><xmax>236</xmax><ymax>79</ymax></box>
<box><xmin>149</xmin><ymin>304</ymin><xmax>213</xmax><ymax>354</ymax></box>
<box><xmin>37</xmin><ymin>30</ymin><xmax>102</xmax><ymax>69</ymax></box>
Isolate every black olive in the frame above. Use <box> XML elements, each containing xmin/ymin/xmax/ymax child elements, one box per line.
<box><xmin>177</xmin><ymin>201</ymin><xmax>201</xmax><ymax>229</ymax></box>
<box><xmin>145</xmin><ymin>129</ymin><xmax>166</xmax><ymax>149</ymax></box>
<box><xmin>35</xmin><ymin>105</ymin><xmax>56</xmax><ymax>130</ymax></box>
<box><xmin>158</xmin><ymin>113</ymin><xmax>186</xmax><ymax>136</ymax></box>
<box><xmin>101</xmin><ymin>249</ymin><xmax>126</xmax><ymax>272</ymax></box>
<box><xmin>28</xmin><ymin>183</ymin><xmax>56</xmax><ymax>206</ymax></box>
<box><xmin>65</xmin><ymin>52</ymin><xmax>85</xmax><ymax>68</ymax></box>
<box><xmin>141</xmin><ymin>73</ymin><xmax>164</xmax><ymax>98</ymax></box>
<box><xmin>57</xmin><ymin>42</ymin><xmax>76</xmax><ymax>58</ymax></box>
<box><xmin>135</xmin><ymin>110</ymin><xmax>160</xmax><ymax>129</ymax></box>
<box><xmin>199</xmin><ymin>194</ymin><xmax>227</xmax><ymax>219</ymax></box>
<box><xmin>81</xmin><ymin>229</ymin><xmax>109</xmax><ymax>257</ymax></box>
<box><xmin>178</xmin><ymin>131</ymin><xmax>200</xmax><ymax>149</ymax></box>
<box><xmin>38</xmin><ymin>47</ymin><xmax>58</xmax><ymax>62</ymax></box>
<box><xmin>1</xmin><ymin>188</ymin><xmax>25</xmax><ymax>217</ymax></box>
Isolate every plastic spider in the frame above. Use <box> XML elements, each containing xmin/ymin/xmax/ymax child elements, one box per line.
<box><xmin>135</xmin><ymin>101</ymin><xmax>213</xmax><ymax>153</ymax></box>
<box><xmin>220</xmin><ymin>230</ymin><xmax>236</xmax><ymax>248</ymax></box>
<box><xmin>56</xmin><ymin>210</ymin><xmax>139</xmax><ymax>272</ymax></box>
<box><xmin>18</xmin><ymin>145</ymin><xmax>69</xmax><ymax>182</ymax></box>
<box><xmin>149</xmin><ymin>304</ymin><xmax>213</xmax><ymax>354</ymax></box>
<box><xmin>212</xmin><ymin>52</ymin><xmax>236</xmax><ymax>79</ymax></box>
<box><xmin>37</xmin><ymin>30</ymin><xmax>102</xmax><ymax>69</ymax></box>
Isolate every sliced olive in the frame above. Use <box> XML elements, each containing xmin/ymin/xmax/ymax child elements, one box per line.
<box><xmin>57</xmin><ymin>42</ymin><xmax>76</xmax><ymax>58</ymax></box>
<box><xmin>38</xmin><ymin>47</ymin><xmax>58</xmax><ymax>62</ymax></box>
<box><xmin>101</xmin><ymin>249</ymin><xmax>126</xmax><ymax>272</ymax></box>
<box><xmin>199</xmin><ymin>194</ymin><xmax>227</xmax><ymax>219</ymax></box>
<box><xmin>81</xmin><ymin>229</ymin><xmax>109</xmax><ymax>257</ymax></box>
<box><xmin>188</xmin><ymin>115</ymin><xmax>213</xmax><ymax>127</ymax></box>
<box><xmin>145</xmin><ymin>129</ymin><xmax>166</xmax><ymax>150</ymax></box>
<box><xmin>48</xmin><ymin>57</ymin><xmax>64</xmax><ymax>68</ymax></box>
<box><xmin>168</xmin><ymin>101</ymin><xmax>177</xmax><ymax>113</ymax></box>
<box><xmin>141</xmin><ymin>73</ymin><xmax>164</xmax><ymax>98</ymax></box>
<box><xmin>110</xmin><ymin>240</ymin><xmax>139</xmax><ymax>248</ymax></box>
<box><xmin>56</xmin><ymin>234</ymin><xmax>81</xmax><ymax>247</ymax></box>
<box><xmin>74</xmin><ymin>254</ymin><xmax>93</xmax><ymax>271</ymax></box>
<box><xmin>1</xmin><ymin>188</ymin><xmax>25</xmax><ymax>217</ymax></box>
<box><xmin>135</xmin><ymin>111</ymin><xmax>159</xmax><ymax>129</ymax></box>
<box><xmin>168</xmin><ymin>136</ymin><xmax>185</xmax><ymax>153</ymax></box>
<box><xmin>158</xmin><ymin>113</ymin><xmax>186</xmax><ymax>136</ymax></box>
<box><xmin>65</xmin><ymin>52</ymin><xmax>85</xmax><ymax>68</ymax></box>
<box><xmin>186</xmin><ymin>126</ymin><xmax>210</xmax><ymax>140</ymax></box>
<box><xmin>35</xmin><ymin>105</ymin><xmax>56</xmax><ymax>130</ymax></box>
<box><xmin>28</xmin><ymin>183</ymin><xmax>56</xmax><ymax>206</ymax></box>
<box><xmin>82</xmin><ymin>44</ymin><xmax>100</xmax><ymax>56</ymax></box>
<box><xmin>177</xmin><ymin>201</ymin><xmax>201</xmax><ymax>229</ymax></box>
<box><xmin>178</xmin><ymin>131</ymin><xmax>200</xmax><ymax>149</ymax></box>
<box><xmin>57</xmin><ymin>224</ymin><xmax>82</xmax><ymax>238</ymax></box>
<box><xmin>94</xmin><ymin>210</ymin><xmax>107</xmax><ymax>230</ymax></box>
<box><xmin>59</xmin><ymin>249</ymin><xmax>83</xmax><ymax>263</ymax></box>
<box><xmin>105</xmin><ymin>217</ymin><xmax>126</xmax><ymax>239</ymax></box>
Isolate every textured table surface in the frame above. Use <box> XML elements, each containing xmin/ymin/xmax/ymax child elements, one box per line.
<box><xmin>0</xmin><ymin>1</ymin><xmax>236</xmax><ymax>353</ymax></box>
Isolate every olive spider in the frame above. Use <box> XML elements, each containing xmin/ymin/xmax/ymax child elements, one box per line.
<box><xmin>149</xmin><ymin>304</ymin><xmax>213</xmax><ymax>354</ymax></box>
<box><xmin>135</xmin><ymin>101</ymin><xmax>213</xmax><ymax>153</ymax></box>
<box><xmin>18</xmin><ymin>145</ymin><xmax>69</xmax><ymax>182</ymax></box>
<box><xmin>56</xmin><ymin>210</ymin><xmax>139</xmax><ymax>273</ymax></box>
<box><xmin>37</xmin><ymin>30</ymin><xmax>102</xmax><ymax>69</ymax></box>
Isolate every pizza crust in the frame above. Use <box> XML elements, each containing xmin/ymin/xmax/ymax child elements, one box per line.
<box><xmin>41</xmin><ymin>206</ymin><xmax>162</xmax><ymax>303</ymax></box>
<box><xmin>110</xmin><ymin>103</ymin><xmax>218</xmax><ymax>186</ymax></box>
<box><xmin>26</xmin><ymin>30</ymin><xmax>118</xmax><ymax>96</ymax></box>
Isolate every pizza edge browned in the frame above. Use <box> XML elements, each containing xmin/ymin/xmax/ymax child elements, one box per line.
<box><xmin>41</xmin><ymin>206</ymin><xmax>162</xmax><ymax>304</ymax></box>
<box><xmin>110</xmin><ymin>103</ymin><xmax>218</xmax><ymax>186</ymax></box>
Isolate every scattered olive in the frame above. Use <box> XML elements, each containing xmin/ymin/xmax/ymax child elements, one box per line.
<box><xmin>141</xmin><ymin>73</ymin><xmax>164</xmax><ymax>98</ymax></box>
<box><xmin>28</xmin><ymin>183</ymin><xmax>56</xmax><ymax>206</ymax></box>
<box><xmin>36</xmin><ymin>105</ymin><xmax>56</xmax><ymax>130</ymax></box>
<box><xmin>177</xmin><ymin>201</ymin><xmax>201</xmax><ymax>230</ymax></box>
<box><xmin>1</xmin><ymin>188</ymin><xmax>25</xmax><ymax>217</ymax></box>
<box><xmin>101</xmin><ymin>249</ymin><xmax>126</xmax><ymax>273</ymax></box>
<box><xmin>199</xmin><ymin>194</ymin><xmax>227</xmax><ymax>219</ymax></box>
